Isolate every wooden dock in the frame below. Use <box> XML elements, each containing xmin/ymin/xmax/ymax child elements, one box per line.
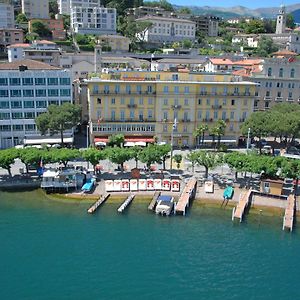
<box><xmin>175</xmin><ymin>178</ymin><xmax>197</xmax><ymax>215</ymax></box>
<box><xmin>148</xmin><ymin>191</ymin><xmax>160</xmax><ymax>211</ymax></box>
<box><xmin>87</xmin><ymin>193</ymin><xmax>110</xmax><ymax>214</ymax></box>
<box><xmin>232</xmin><ymin>190</ymin><xmax>252</xmax><ymax>222</ymax></box>
<box><xmin>118</xmin><ymin>194</ymin><xmax>135</xmax><ymax>213</ymax></box>
<box><xmin>283</xmin><ymin>194</ymin><xmax>295</xmax><ymax>232</ymax></box>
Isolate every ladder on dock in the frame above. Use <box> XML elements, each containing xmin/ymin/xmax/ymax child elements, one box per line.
<box><xmin>232</xmin><ymin>190</ymin><xmax>252</xmax><ymax>222</ymax></box>
<box><xmin>148</xmin><ymin>191</ymin><xmax>160</xmax><ymax>211</ymax></box>
<box><xmin>283</xmin><ymin>194</ymin><xmax>295</xmax><ymax>232</ymax></box>
<box><xmin>87</xmin><ymin>193</ymin><xmax>110</xmax><ymax>214</ymax></box>
<box><xmin>175</xmin><ymin>178</ymin><xmax>197</xmax><ymax>216</ymax></box>
<box><xmin>118</xmin><ymin>194</ymin><xmax>135</xmax><ymax>213</ymax></box>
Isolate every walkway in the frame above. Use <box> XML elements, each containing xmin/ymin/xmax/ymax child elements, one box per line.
<box><xmin>175</xmin><ymin>178</ymin><xmax>197</xmax><ymax>215</ymax></box>
<box><xmin>283</xmin><ymin>194</ymin><xmax>295</xmax><ymax>232</ymax></box>
<box><xmin>232</xmin><ymin>190</ymin><xmax>252</xmax><ymax>222</ymax></box>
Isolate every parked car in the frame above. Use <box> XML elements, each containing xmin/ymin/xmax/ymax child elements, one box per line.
<box><xmin>262</xmin><ymin>145</ymin><xmax>272</xmax><ymax>155</ymax></box>
<box><xmin>287</xmin><ymin>146</ymin><xmax>300</xmax><ymax>155</ymax></box>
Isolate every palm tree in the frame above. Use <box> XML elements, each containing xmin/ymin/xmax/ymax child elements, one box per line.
<box><xmin>209</xmin><ymin>126</ymin><xmax>219</xmax><ymax>150</ymax></box>
<box><xmin>215</xmin><ymin>120</ymin><xmax>227</xmax><ymax>148</ymax></box>
<box><xmin>193</xmin><ymin>124</ymin><xmax>208</xmax><ymax>147</ymax></box>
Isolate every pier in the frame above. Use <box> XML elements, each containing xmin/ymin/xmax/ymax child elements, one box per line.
<box><xmin>283</xmin><ymin>194</ymin><xmax>295</xmax><ymax>232</ymax></box>
<box><xmin>148</xmin><ymin>191</ymin><xmax>161</xmax><ymax>211</ymax></box>
<box><xmin>232</xmin><ymin>190</ymin><xmax>252</xmax><ymax>222</ymax></box>
<box><xmin>175</xmin><ymin>178</ymin><xmax>197</xmax><ymax>215</ymax></box>
<box><xmin>87</xmin><ymin>193</ymin><xmax>110</xmax><ymax>214</ymax></box>
<box><xmin>118</xmin><ymin>194</ymin><xmax>135</xmax><ymax>213</ymax></box>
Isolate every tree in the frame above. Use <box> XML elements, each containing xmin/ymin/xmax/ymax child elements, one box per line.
<box><xmin>194</xmin><ymin>151</ymin><xmax>222</xmax><ymax>178</ymax></box>
<box><xmin>286</xmin><ymin>14</ymin><xmax>296</xmax><ymax>29</ymax></box>
<box><xmin>178</xmin><ymin>7</ymin><xmax>191</xmax><ymax>14</ymax></box>
<box><xmin>173</xmin><ymin>154</ymin><xmax>182</xmax><ymax>170</ymax></box>
<box><xmin>157</xmin><ymin>144</ymin><xmax>171</xmax><ymax>170</ymax></box>
<box><xmin>16</xmin><ymin>13</ymin><xmax>28</xmax><ymax>24</ymax></box>
<box><xmin>82</xmin><ymin>148</ymin><xmax>106</xmax><ymax>171</ymax></box>
<box><xmin>214</xmin><ymin>120</ymin><xmax>227</xmax><ymax>148</ymax></box>
<box><xmin>49</xmin><ymin>0</ymin><xmax>59</xmax><ymax>15</ymax></box>
<box><xmin>255</xmin><ymin>36</ymin><xmax>278</xmax><ymax>57</ymax></box>
<box><xmin>30</xmin><ymin>20</ymin><xmax>52</xmax><ymax>37</ymax></box>
<box><xmin>46</xmin><ymin>148</ymin><xmax>80</xmax><ymax>167</ymax></box>
<box><xmin>193</xmin><ymin>124</ymin><xmax>208</xmax><ymax>147</ymax></box>
<box><xmin>182</xmin><ymin>39</ymin><xmax>192</xmax><ymax>49</ymax></box>
<box><xmin>18</xmin><ymin>148</ymin><xmax>42</xmax><ymax>173</ymax></box>
<box><xmin>35</xmin><ymin>103</ymin><xmax>81</xmax><ymax>147</ymax></box>
<box><xmin>108</xmin><ymin>134</ymin><xmax>125</xmax><ymax>147</ymax></box>
<box><xmin>106</xmin><ymin>147</ymin><xmax>132</xmax><ymax>171</ymax></box>
<box><xmin>244</xmin><ymin>19</ymin><xmax>265</xmax><ymax>34</ymax></box>
<box><xmin>143</xmin><ymin>0</ymin><xmax>174</xmax><ymax>11</ymax></box>
<box><xmin>0</xmin><ymin>149</ymin><xmax>18</xmax><ymax>177</ymax></box>
<box><xmin>130</xmin><ymin>146</ymin><xmax>142</xmax><ymax>168</ymax></box>
<box><xmin>25</xmin><ymin>32</ymin><xmax>40</xmax><ymax>42</ymax></box>
<box><xmin>62</xmin><ymin>14</ymin><xmax>70</xmax><ymax>30</ymax></box>
<box><xmin>186</xmin><ymin>151</ymin><xmax>198</xmax><ymax>172</ymax></box>
<box><xmin>139</xmin><ymin>145</ymin><xmax>162</xmax><ymax>169</ymax></box>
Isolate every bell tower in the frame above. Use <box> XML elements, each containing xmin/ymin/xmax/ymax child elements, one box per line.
<box><xmin>276</xmin><ymin>4</ymin><xmax>286</xmax><ymax>34</ymax></box>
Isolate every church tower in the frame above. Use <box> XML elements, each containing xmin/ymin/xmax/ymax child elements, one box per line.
<box><xmin>276</xmin><ymin>4</ymin><xmax>286</xmax><ymax>34</ymax></box>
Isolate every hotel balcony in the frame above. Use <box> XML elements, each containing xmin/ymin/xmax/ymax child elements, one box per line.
<box><xmin>264</xmin><ymin>96</ymin><xmax>272</xmax><ymax>101</ymax></box>
<box><xmin>211</xmin><ymin>105</ymin><xmax>222</xmax><ymax>109</ymax></box>
<box><xmin>286</xmin><ymin>98</ymin><xmax>294</xmax><ymax>102</ymax></box>
<box><xmin>275</xmin><ymin>97</ymin><xmax>283</xmax><ymax>101</ymax></box>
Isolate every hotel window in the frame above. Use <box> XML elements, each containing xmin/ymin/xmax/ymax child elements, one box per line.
<box><xmin>0</xmin><ymin>90</ymin><xmax>8</xmax><ymax>97</ymax></box>
<box><xmin>198</xmin><ymin>99</ymin><xmax>202</xmax><ymax>105</ymax></box>
<box><xmin>267</xmin><ymin>67</ymin><xmax>272</xmax><ymax>77</ymax></box>
<box><xmin>231</xmin><ymin>99</ymin><xmax>235</xmax><ymax>106</ymax></box>
<box><xmin>48</xmin><ymin>89</ymin><xmax>59</xmax><ymax>97</ymax></box>
<box><xmin>277</xmin><ymin>91</ymin><xmax>282</xmax><ymax>97</ymax></box>
<box><xmin>49</xmin><ymin>100</ymin><xmax>59</xmax><ymax>105</ymax></box>
<box><xmin>25</xmin><ymin>124</ymin><xmax>35</xmax><ymax>131</ymax></box>
<box><xmin>183</xmin><ymin>111</ymin><xmax>189</xmax><ymax>121</ymax></box>
<box><xmin>60</xmin><ymin>89</ymin><xmax>71</xmax><ymax>97</ymax></box>
<box><xmin>163</xmin><ymin>86</ymin><xmax>169</xmax><ymax>93</ymax></box>
<box><xmin>24</xmin><ymin>101</ymin><xmax>34</xmax><ymax>108</ymax></box>
<box><xmin>9</xmin><ymin>78</ymin><xmax>20</xmax><ymax>85</ymax></box>
<box><xmin>230</xmin><ymin>124</ymin><xmax>234</xmax><ymax>131</ymax></box>
<box><xmin>174</xmin><ymin>86</ymin><xmax>179</xmax><ymax>94</ymax></box>
<box><xmin>115</xmin><ymin>85</ymin><xmax>120</xmax><ymax>93</ymax></box>
<box><xmin>148</xmin><ymin>109</ymin><xmax>153</xmax><ymax>119</ymax></box>
<box><xmin>35</xmin><ymin>78</ymin><xmax>45</xmax><ymax>85</ymax></box>
<box><xmin>148</xmin><ymin>98</ymin><xmax>153</xmax><ymax>105</ymax></box>
<box><xmin>22</xmin><ymin>78</ymin><xmax>33</xmax><ymax>85</ymax></box>
<box><xmin>206</xmin><ymin>99</ymin><xmax>210</xmax><ymax>105</ymax></box>
<box><xmin>197</xmin><ymin>110</ymin><xmax>202</xmax><ymax>120</ymax></box>
<box><xmin>10</xmin><ymin>90</ymin><xmax>21</xmax><ymax>97</ymax></box>
<box><xmin>120</xmin><ymin>110</ymin><xmax>125</xmax><ymax>121</ymax></box>
<box><xmin>111</xmin><ymin>110</ymin><xmax>115</xmax><ymax>120</ymax></box>
<box><xmin>230</xmin><ymin>111</ymin><xmax>234</xmax><ymax>120</ymax></box>
<box><xmin>111</xmin><ymin>98</ymin><xmax>115</xmax><ymax>104</ymax></box>
<box><xmin>291</xmin><ymin>68</ymin><xmax>295</xmax><ymax>78</ymax></box>
<box><xmin>12</xmin><ymin>112</ymin><xmax>23</xmax><ymax>119</ymax></box>
<box><xmin>184</xmin><ymin>86</ymin><xmax>189</xmax><ymax>94</ymax></box>
<box><xmin>289</xmin><ymin>92</ymin><xmax>293</xmax><ymax>99</ymax></box>
<box><xmin>0</xmin><ymin>78</ymin><xmax>8</xmax><ymax>86</ymax></box>
<box><xmin>136</xmin><ymin>85</ymin><xmax>142</xmax><ymax>94</ymax></box>
<box><xmin>47</xmin><ymin>78</ymin><xmax>58</xmax><ymax>85</ymax></box>
<box><xmin>120</xmin><ymin>98</ymin><xmax>125</xmax><ymax>105</ymax></box>
<box><xmin>130</xmin><ymin>98</ymin><xmax>134</xmax><ymax>105</ymax></box>
<box><xmin>129</xmin><ymin>110</ymin><xmax>134</xmax><ymax>119</ymax></box>
<box><xmin>184</xmin><ymin>99</ymin><xmax>189</xmax><ymax>106</ymax></box>
<box><xmin>24</xmin><ymin>112</ymin><xmax>35</xmax><ymax>119</ymax></box>
<box><xmin>36</xmin><ymin>89</ymin><xmax>46</xmax><ymax>97</ymax></box>
<box><xmin>163</xmin><ymin>112</ymin><xmax>168</xmax><ymax>120</ymax></box>
<box><xmin>13</xmin><ymin>125</ymin><xmax>23</xmax><ymax>131</ymax></box>
<box><xmin>223</xmin><ymin>99</ymin><xmax>227</xmax><ymax>105</ymax></box>
<box><xmin>139</xmin><ymin>98</ymin><xmax>143</xmax><ymax>105</ymax></box>
<box><xmin>126</xmin><ymin>85</ymin><xmax>131</xmax><ymax>94</ymax></box>
<box><xmin>36</xmin><ymin>101</ymin><xmax>47</xmax><ymax>108</ymax></box>
<box><xmin>183</xmin><ymin>125</ymin><xmax>187</xmax><ymax>133</ymax></box>
<box><xmin>222</xmin><ymin>111</ymin><xmax>226</xmax><ymax>120</ymax></box>
<box><xmin>23</xmin><ymin>90</ymin><xmax>34</xmax><ymax>97</ymax></box>
<box><xmin>214</xmin><ymin>111</ymin><xmax>218</xmax><ymax>119</ymax></box>
<box><xmin>60</xmin><ymin>78</ymin><xmax>70</xmax><ymax>85</ymax></box>
<box><xmin>147</xmin><ymin>85</ymin><xmax>153</xmax><ymax>93</ymax></box>
<box><xmin>139</xmin><ymin>110</ymin><xmax>144</xmax><ymax>121</ymax></box>
<box><xmin>279</xmin><ymin>68</ymin><xmax>283</xmax><ymax>78</ymax></box>
<box><xmin>243</xmin><ymin>99</ymin><xmax>247</xmax><ymax>106</ymax></box>
<box><xmin>205</xmin><ymin>111</ymin><xmax>210</xmax><ymax>120</ymax></box>
<box><xmin>163</xmin><ymin>124</ymin><xmax>168</xmax><ymax>132</ymax></box>
<box><xmin>164</xmin><ymin>98</ymin><xmax>168</xmax><ymax>105</ymax></box>
<box><xmin>0</xmin><ymin>112</ymin><xmax>10</xmax><ymax>120</ymax></box>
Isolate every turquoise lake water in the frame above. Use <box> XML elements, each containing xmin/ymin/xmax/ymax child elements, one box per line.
<box><xmin>1</xmin><ymin>190</ymin><xmax>300</xmax><ymax>300</ymax></box>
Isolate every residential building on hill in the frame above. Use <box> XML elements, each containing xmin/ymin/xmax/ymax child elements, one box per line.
<box><xmin>0</xmin><ymin>0</ymin><xmax>15</xmax><ymax>28</ymax></box>
<box><xmin>190</xmin><ymin>15</ymin><xmax>219</xmax><ymax>37</ymax></box>
<box><xmin>21</xmin><ymin>0</ymin><xmax>49</xmax><ymax>19</ymax></box>
<box><xmin>136</xmin><ymin>16</ymin><xmax>196</xmax><ymax>44</ymax></box>
<box><xmin>97</xmin><ymin>35</ymin><xmax>130</xmax><ymax>52</ymax></box>
<box><xmin>85</xmin><ymin>71</ymin><xmax>256</xmax><ymax>147</ymax></box>
<box><xmin>70</xmin><ymin>0</ymin><xmax>116</xmax><ymax>35</ymax></box>
<box><xmin>0</xmin><ymin>60</ymin><xmax>72</xmax><ymax>149</ymax></box>
<box><xmin>8</xmin><ymin>40</ymin><xmax>61</xmax><ymax>66</ymax></box>
<box><xmin>0</xmin><ymin>28</ymin><xmax>23</xmax><ymax>51</ymax></box>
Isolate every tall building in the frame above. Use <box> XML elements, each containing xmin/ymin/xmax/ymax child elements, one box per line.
<box><xmin>21</xmin><ymin>0</ymin><xmax>49</xmax><ymax>19</ymax></box>
<box><xmin>70</xmin><ymin>0</ymin><xmax>116</xmax><ymax>35</ymax></box>
<box><xmin>85</xmin><ymin>71</ymin><xmax>256</xmax><ymax>147</ymax></box>
<box><xmin>136</xmin><ymin>16</ymin><xmax>196</xmax><ymax>44</ymax></box>
<box><xmin>190</xmin><ymin>15</ymin><xmax>219</xmax><ymax>37</ymax></box>
<box><xmin>58</xmin><ymin>0</ymin><xmax>70</xmax><ymax>15</ymax></box>
<box><xmin>0</xmin><ymin>0</ymin><xmax>15</xmax><ymax>28</ymax></box>
<box><xmin>276</xmin><ymin>5</ymin><xmax>286</xmax><ymax>34</ymax></box>
<box><xmin>0</xmin><ymin>59</ymin><xmax>72</xmax><ymax>149</ymax></box>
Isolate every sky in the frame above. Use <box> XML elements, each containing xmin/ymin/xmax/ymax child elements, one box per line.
<box><xmin>169</xmin><ymin>0</ymin><xmax>300</xmax><ymax>9</ymax></box>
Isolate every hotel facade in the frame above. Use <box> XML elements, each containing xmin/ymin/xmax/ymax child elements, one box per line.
<box><xmin>85</xmin><ymin>71</ymin><xmax>256</xmax><ymax>147</ymax></box>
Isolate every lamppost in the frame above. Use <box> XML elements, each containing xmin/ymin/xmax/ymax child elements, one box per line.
<box><xmin>246</xmin><ymin>127</ymin><xmax>251</xmax><ymax>152</ymax></box>
<box><xmin>170</xmin><ymin>118</ymin><xmax>177</xmax><ymax>169</ymax></box>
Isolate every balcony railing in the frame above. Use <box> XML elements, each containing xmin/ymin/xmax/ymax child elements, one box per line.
<box><xmin>275</xmin><ymin>97</ymin><xmax>283</xmax><ymax>101</ymax></box>
<box><xmin>91</xmin><ymin>90</ymin><xmax>156</xmax><ymax>96</ymax></box>
<box><xmin>264</xmin><ymin>96</ymin><xmax>272</xmax><ymax>100</ymax></box>
<box><xmin>286</xmin><ymin>98</ymin><xmax>294</xmax><ymax>102</ymax></box>
<box><xmin>127</xmin><ymin>104</ymin><xmax>137</xmax><ymax>108</ymax></box>
<box><xmin>211</xmin><ymin>105</ymin><xmax>222</xmax><ymax>109</ymax></box>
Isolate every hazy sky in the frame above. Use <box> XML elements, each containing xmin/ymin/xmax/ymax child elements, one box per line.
<box><xmin>169</xmin><ymin>0</ymin><xmax>299</xmax><ymax>9</ymax></box>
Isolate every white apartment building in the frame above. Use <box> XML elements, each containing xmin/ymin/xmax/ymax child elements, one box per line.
<box><xmin>21</xmin><ymin>0</ymin><xmax>49</xmax><ymax>19</ymax></box>
<box><xmin>0</xmin><ymin>0</ymin><xmax>15</xmax><ymax>28</ymax></box>
<box><xmin>70</xmin><ymin>0</ymin><xmax>116</xmax><ymax>35</ymax></box>
<box><xmin>136</xmin><ymin>16</ymin><xmax>196</xmax><ymax>44</ymax></box>
<box><xmin>58</xmin><ymin>0</ymin><xmax>70</xmax><ymax>15</ymax></box>
<box><xmin>0</xmin><ymin>59</ymin><xmax>72</xmax><ymax>149</ymax></box>
<box><xmin>59</xmin><ymin>0</ymin><xmax>101</xmax><ymax>15</ymax></box>
<box><xmin>246</xmin><ymin>57</ymin><xmax>300</xmax><ymax>111</ymax></box>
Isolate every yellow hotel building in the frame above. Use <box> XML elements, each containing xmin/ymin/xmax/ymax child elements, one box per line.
<box><xmin>85</xmin><ymin>71</ymin><xmax>257</xmax><ymax>147</ymax></box>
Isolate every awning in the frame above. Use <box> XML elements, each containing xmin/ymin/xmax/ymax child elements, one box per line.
<box><xmin>135</xmin><ymin>141</ymin><xmax>146</xmax><ymax>147</ymax></box>
<box><xmin>125</xmin><ymin>137</ymin><xmax>154</xmax><ymax>142</ymax></box>
<box><xmin>124</xmin><ymin>142</ymin><xmax>135</xmax><ymax>147</ymax></box>
<box><xmin>203</xmin><ymin>139</ymin><xmax>237</xmax><ymax>143</ymax></box>
<box><xmin>94</xmin><ymin>137</ymin><xmax>109</xmax><ymax>142</ymax></box>
<box><xmin>24</xmin><ymin>137</ymin><xmax>73</xmax><ymax>145</ymax></box>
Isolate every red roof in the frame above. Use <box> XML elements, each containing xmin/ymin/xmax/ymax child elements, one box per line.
<box><xmin>8</xmin><ymin>43</ymin><xmax>30</xmax><ymax>48</ymax></box>
<box><xmin>210</xmin><ymin>58</ymin><xmax>233</xmax><ymax>65</ymax></box>
<box><xmin>233</xmin><ymin>59</ymin><xmax>262</xmax><ymax>66</ymax></box>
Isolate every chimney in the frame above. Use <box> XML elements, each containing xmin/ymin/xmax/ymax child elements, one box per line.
<box><xmin>19</xmin><ymin>65</ymin><xmax>28</xmax><ymax>72</ymax></box>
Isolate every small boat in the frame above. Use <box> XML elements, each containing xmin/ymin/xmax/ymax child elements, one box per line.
<box><xmin>223</xmin><ymin>186</ymin><xmax>234</xmax><ymax>200</ymax></box>
<box><xmin>155</xmin><ymin>195</ymin><xmax>174</xmax><ymax>216</ymax></box>
<box><xmin>81</xmin><ymin>178</ymin><xmax>96</xmax><ymax>193</ymax></box>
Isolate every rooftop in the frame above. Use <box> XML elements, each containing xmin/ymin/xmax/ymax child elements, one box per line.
<box><xmin>0</xmin><ymin>59</ymin><xmax>61</xmax><ymax>70</ymax></box>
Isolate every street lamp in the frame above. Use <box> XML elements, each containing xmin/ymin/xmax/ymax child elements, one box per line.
<box><xmin>246</xmin><ymin>127</ymin><xmax>251</xmax><ymax>152</ymax></box>
<box><xmin>170</xmin><ymin>118</ymin><xmax>177</xmax><ymax>169</ymax></box>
